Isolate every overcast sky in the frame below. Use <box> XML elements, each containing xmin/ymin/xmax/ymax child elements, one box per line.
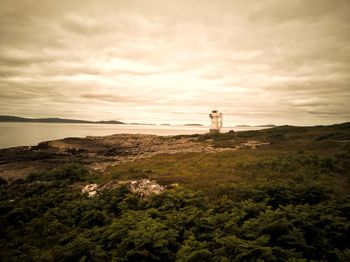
<box><xmin>0</xmin><ymin>0</ymin><xmax>349</xmax><ymax>126</ymax></box>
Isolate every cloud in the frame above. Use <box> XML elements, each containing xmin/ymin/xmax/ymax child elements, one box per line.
<box><xmin>0</xmin><ymin>0</ymin><xmax>349</xmax><ymax>125</ymax></box>
<box><xmin>81</xmin><ymin>93</ymin><xmax>154</xmax><ymax>104</ymax></box>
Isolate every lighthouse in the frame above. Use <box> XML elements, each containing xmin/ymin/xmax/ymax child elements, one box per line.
<box><xmin>209</xmin><ymin>110</ymin><xmax>223</xmax><ymax>133</ymax></box>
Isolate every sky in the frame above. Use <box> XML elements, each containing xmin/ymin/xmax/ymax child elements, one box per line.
<box><xmin>0</xmin><ymin>0</ymin><xmax>349</xmax><ymax>126</ymax></box>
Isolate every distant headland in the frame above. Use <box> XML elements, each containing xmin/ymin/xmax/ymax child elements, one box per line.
<box><xmin>0</xmin><ymin>115</ymin><xmax>125</xmax><ymax>124</ymax></box>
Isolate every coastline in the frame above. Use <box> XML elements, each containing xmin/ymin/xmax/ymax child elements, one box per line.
<box><xmin>0</xmin><ymin>122</ymin><xmax>270</xmax><ymax>149</ymax></box>
<box><xmin>1</xmin><ymin>122</ymin><xmax>349</xmax><ymax>183</ymax></box>
<box><xmin>0</xmin><ymin>133</ymin><xmax>231</xmax><ymax>182</ymax></box>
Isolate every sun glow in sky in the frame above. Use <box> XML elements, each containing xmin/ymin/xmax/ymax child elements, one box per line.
<box><xmin>0</xmin><ymin>0</ymin><xmax>349</xmax><ymax>125</ymax></box>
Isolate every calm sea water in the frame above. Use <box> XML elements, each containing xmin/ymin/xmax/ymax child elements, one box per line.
<box><xmin>0</xmin><ymin>122</ymin><xmax>268</xmax><ymax>149</ymax></box>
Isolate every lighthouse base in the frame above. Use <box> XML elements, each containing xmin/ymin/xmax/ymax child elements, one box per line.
<box><xmin>210</xmin><ymin>129</ymin><xmax>220</xmax><ymax>134</ymax></box>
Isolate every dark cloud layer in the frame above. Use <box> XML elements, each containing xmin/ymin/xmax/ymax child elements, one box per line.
<box><xmin>0</xmin><ymin>0</ymin><xmax>349</xmax><ymax>125</ymax></box>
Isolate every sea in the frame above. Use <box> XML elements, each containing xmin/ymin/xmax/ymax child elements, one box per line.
<box><xmin>0</xmin><ymin>122</ymin><xmax>269</xmax><ymax>149</ymax></box>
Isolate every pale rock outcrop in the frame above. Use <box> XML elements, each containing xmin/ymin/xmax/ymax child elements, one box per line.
<box><xmin>82</xmin><ymin>184</ymin><xmax>98</xmax><ymax>197</ymax></box>
<box><xmin>81</xmin><ymin>179</ymin><xmax>166</xmax><ymax>198</ymax></box>
<box><xmin>128</xmin><ymin>179</ymin><xmax>166</xmax><ymax>197</ymax></box>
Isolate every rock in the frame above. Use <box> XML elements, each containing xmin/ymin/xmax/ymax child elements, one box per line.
<box><xmin>81</xmin><ymin>180</ymin><xmax>166</xmax><ymax>198</ymax></box>
<box><xmin>82</xmin><ymin>184</ymin><xmax>98</xmax><ymax>197</ymax></box>
<box><xmin>128</xmin><ymin>179</ymin><xmax>166</xmax><ymax>197</ymax></box>
<box><xmin>242</xmin><ymin>141</ymin><xmax>270</xmax><ymax>149</ymax></box>
<box><xmin>0</xmin><ymin>133</ymin><xmax>240</xmax><ymax>180</ymax></box>
<box><xmin>169</xmin><ymin>183</ymin><xmax>179</xmax><ymax>188</ymax></box>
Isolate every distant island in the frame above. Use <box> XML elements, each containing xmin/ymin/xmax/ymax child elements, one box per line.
<box><xmin>183</xmin><ymin>123</ymin><xmax>204</xmax><ymax>126</ymax></box>
<box><xmin>128</xmin><ymin>122</ymin><xmax>156</xmax><ymax>126</ymax></box>
<box><xmin>0</xmin><ymin>115</ymin><xmax>124</xmax><ymax>124</ymax></box>
<box><xmin>234</xmin><ymin>125</ymin><xmax>251</xmax><ymax>127</ymax></box>
<box><xmin>234</xmin><ymin>124</ymin><xmax>276</xmax><ymax>128</ymax></box>
<box><xmin>255</xmin><ymin>124</ymin><xmax>276</xmax><ymax>127</ymax></box>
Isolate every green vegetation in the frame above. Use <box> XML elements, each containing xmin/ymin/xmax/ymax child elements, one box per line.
<box><xmin>1</xmin><ymin>124</ymin><xmax>350</xmax><ymax>261</ymax></box>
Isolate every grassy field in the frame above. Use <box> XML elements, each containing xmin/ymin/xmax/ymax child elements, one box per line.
<box><xmin>106</xmin><ymin>123</ymin><xmax>350</xmax><ymax>193</ymax></box>
<box><xmin>1</xmin><ymin>123</ymin><xmax>350</xmax><ymax>261</ymax></box>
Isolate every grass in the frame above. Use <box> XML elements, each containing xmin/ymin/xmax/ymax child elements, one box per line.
<box><xmin>106</xmin><ymin>150</ymin><xmax>349</xmax><ymax>196</ymax></box>
<box><xmin>103</xmin><ymin>123</ymin><xmax>350</xmax><ymax>195</ymax></box>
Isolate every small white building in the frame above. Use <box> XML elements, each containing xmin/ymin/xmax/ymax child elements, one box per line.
<box><xmin>209</xmin><ymin>110</ymin><xmax>223</xmax><ymax>133</ymax></box>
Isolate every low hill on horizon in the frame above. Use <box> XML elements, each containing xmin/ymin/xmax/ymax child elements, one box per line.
<box><xmin>0</xmin><ymin>115</ymin><xmax>125</xmax><ymax>125</ymax></box>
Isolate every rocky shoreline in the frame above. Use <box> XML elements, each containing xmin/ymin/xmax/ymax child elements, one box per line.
<box><xmin>0</xmin><ymin>132</ymin><xmax>271</xmax><ymax>182</ymax></box>
<box><xmin>0</xmin><ymin>134</ymin><xmax>235</xmax><ymax>181</ymax></box>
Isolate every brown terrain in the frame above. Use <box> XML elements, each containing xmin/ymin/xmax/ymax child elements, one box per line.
<box><xmin>3</xmin><ymin>123</ymin><xmax>349</xmax><ymax>183</ymax></box>
<box><xmin>0</xmin><ymin>134</ymin><xmax>262</xmax><ymax>182</ymax></box>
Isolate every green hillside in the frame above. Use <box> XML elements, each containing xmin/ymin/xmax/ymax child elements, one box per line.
<box><xmin>1</xmin><ymin>123</ymin><xmax>350</xmax><ymax>261</ymax></box>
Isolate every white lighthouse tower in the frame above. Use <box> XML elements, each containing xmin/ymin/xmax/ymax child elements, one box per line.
<box><xmin>209</xmin><ymin>110</ymin><xmax>223</xmax><ymax>133</ymax></box>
